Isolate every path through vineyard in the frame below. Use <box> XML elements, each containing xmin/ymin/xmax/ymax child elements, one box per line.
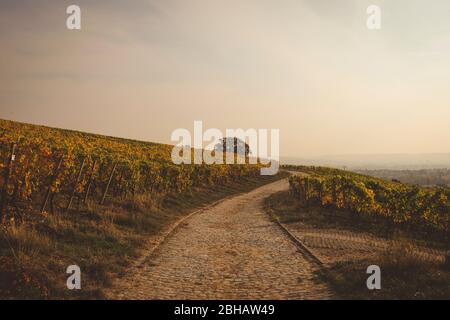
<box><xmin>108</xmin><ymin>179</ymin><xmax>334</xmax><ymax>299</ymax></box>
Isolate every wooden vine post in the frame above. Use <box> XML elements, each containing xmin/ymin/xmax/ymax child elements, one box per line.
<box><xmin>304</xmin><ymin>178</ymin><xmax>309</xmax><ymax>205</ymax></box>
<box><xmin>66</xmin><ymin>157</ymin><xmax>86</xmax><ymax>211</ymax></box>
<box><xmin>100</xmin><ymin>163</ymin><xmax>117</xmax><ymax>205</ymax></box>
<box><xmin>40</xmin><ymin>155</ymin><xmax>64</xmax><ymax>214</ymax></box>
<box><xmin>83</xmin><ymin>159</ymin><xmax>97</xmax><ymax>204</ymax></box>
<box><xmin>0</xmin><ymin>142</ymin><xmax>17</xmax><ymax>223</ymax></box>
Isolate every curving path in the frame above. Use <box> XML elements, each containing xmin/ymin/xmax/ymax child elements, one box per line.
<box><xmin>107</xmin><ymin>179</ymin><xmax>333</xmax><ymax>300</ymax></box>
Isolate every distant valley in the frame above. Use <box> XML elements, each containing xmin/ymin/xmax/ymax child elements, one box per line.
<box><xmin>282</xmin><ymin>153</ymin><xmax>450</xmax><ymax>171</ymax></box>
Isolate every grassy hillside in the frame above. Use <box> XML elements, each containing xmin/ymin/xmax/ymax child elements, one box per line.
<box><xmin>0</xmin><ymin>119</ymin><xmax>282</xmax><ymax>299</ymax></box>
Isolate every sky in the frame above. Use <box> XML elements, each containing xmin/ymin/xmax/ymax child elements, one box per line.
<box><xmin>1</xmin><ymin>0</ymin><xmax>450</xmax><ymax>158</ymax></box>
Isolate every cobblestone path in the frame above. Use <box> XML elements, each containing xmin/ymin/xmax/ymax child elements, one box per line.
<box><xmin>108</xmin><ymin>179</ymin><xmax>334</xmax><ymax>300</ymax></box>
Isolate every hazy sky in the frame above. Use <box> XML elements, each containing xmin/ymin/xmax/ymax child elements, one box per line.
<box><xmin>1</xmin><ymin>0</ymin><xmax>450</xmax><ymax>157</ymax></box>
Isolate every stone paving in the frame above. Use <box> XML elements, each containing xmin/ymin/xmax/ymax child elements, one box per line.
<box><xmin>107</xmin><ymin>179</ymin><xmax>334</xmax><ymax>300</ymax></box>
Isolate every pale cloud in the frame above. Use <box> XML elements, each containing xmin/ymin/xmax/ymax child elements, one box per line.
<box><xmin>1</xmin><ymin>0</ymin><xmax>450</xmax><ymax>157</ymax></box>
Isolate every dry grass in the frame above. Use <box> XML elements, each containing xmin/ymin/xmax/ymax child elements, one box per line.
<box><xmin>379</xmin><ymin>242</ymin><xmax>433</xmax><ymax>270</ymax></box>
<box><xmin>2</xmin><ymin>225</ymin><xmax>53</xmax><ymax>262</ymax></box>
<box><xmin>320</xmin><ymin>242</ymin><xmax>450</xmax><ymax>300</ymax></box>
<box><xmin>265</xmin><ymin>189</ymin><xmax>450</xmax><ymax>299</ymax></box>
<box><xmin>0</xmin><ymin>173</ymin><xmax>286</xmax><ymax>299</ymax></box>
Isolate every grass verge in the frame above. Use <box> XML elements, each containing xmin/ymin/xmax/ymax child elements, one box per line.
<box><xmin>319</xmin><ymin>243</ymin><xmax>450</xmax><ymax>300</ymax></box>
<box><xmin>0</xmin><ymin>172</ymin><xmax>288</xmax><ymax>300</ymax></box>
<box><xmin>264</xmin><ymin>188</ymin><xmax>450</xmax><ymax>300</ymax></box>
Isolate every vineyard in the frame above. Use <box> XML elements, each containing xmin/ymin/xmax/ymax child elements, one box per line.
<box><xmin>0</xmin><ymin>119</ymin><xmax>261</xmax><ymax>225</ymax></box>
<box><xmin>286</xmin><ymin>165</ymin><xmax>450</xmax><ymax>237</ymax></box>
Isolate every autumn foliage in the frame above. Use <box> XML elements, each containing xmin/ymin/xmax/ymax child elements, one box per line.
<box><xmin>288</xmin><ymin>166</ymin><xmax>450</xmax><ymax>236</ymax></box>
<box><xmin>0</xmin><ymin>119</ymin><xmax>260</xmax><ymax>223</ymax></box>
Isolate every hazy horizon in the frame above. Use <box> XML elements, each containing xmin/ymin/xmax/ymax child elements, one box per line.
<box><xmin>4</xmin><ymin>115</ymin><xmax>450</xmax><ymax>172</ymax></box>
<box><xmin>2</xmin><ymin>0</ymin><xmax>450</xmax><ymax>158</ymax></box>
<box><xmin>3</xmin><ymin>115</ymin><xmax>450</xmax><ymax>160</ymax></box>
<box><xmin>282</xmin><ymin>153</ymin><xmax>450</xmax><ymax>170</ymax></box>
